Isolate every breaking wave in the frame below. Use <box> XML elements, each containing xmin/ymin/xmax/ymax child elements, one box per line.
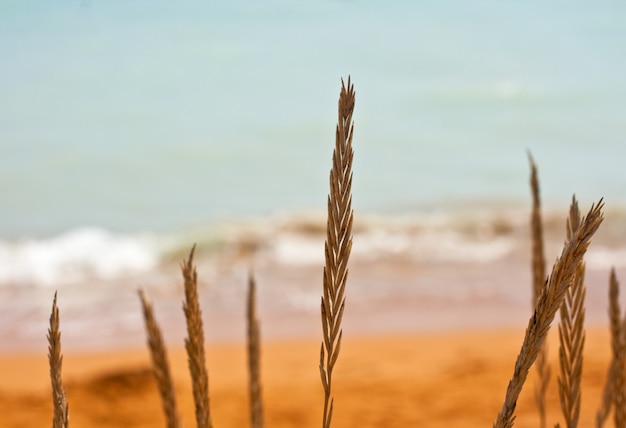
<box><xmin>2</xmin><ymin>205</ymin><xmax>626</xmax><ymax>288</ymax></box>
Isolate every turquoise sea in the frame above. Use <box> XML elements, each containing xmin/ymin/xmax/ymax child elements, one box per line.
<box><xmin>1</xmin><ymin>1</ymin><xmax>626</xmax><ymax>349</ymax></box>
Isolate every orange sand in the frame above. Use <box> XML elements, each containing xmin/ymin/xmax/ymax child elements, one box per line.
<box><xmin>0</xmin><ymin>328</ymin><xmax>613</xmax><ymax>427</ymax></box>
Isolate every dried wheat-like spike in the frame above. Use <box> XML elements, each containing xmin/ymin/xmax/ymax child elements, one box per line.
<box><xmin>319</xmin><ymin>77</ymin><xmax>355</xmax><ymax>428</ymax></box>
<box><xmin>608</xmin><ymin>269</ymin><xmax>626</xmax><ymax>428</ymax></box>
<box><xmin>528</xmin><ymin>152</ymin><xmax>550</xmax><ymax>428</ymax></box>
<box><xmin>139</xmin><ymin>289</ymin><xmax>181</xmax><ymax>428</ymax></box>
<box><xmin>613</xmin><ymin>269</ymin><xmax>626</xmax><ymax>428</ymax></box>
<box><xmin>596</xmin><ymin>359</ymin><xmax>615</xmax><ymax>428</ymax></box>
<box><xmin>528</xmin><ymin>152</ymin><xmax>547</xmax><ymax>305</ymax></box>
<box><xmin>48</xmin><ymin>291</ymin><xmax>69</xmax><ymax>428</ymax></box>
<box><xmin>247</xmin><ymin>271</ymin><xmax>264</xmax><ymax>428</ymax></box>
<box><xmin>596</xmin><ymin>269</ymin><xmax>625</xmax><ymax>428</ymax></box>
<box><xmin>493</xmin><ymin>199</ymin><xmax>604</xmax><ymax>428</ymax></box>
<box><xmin>182</xmin><ymin>244</ymin><xmax>212</xmax><ymax>428</ymax></box>
<box><xmin>557</xmin><ymin>196</ymin><xmax>585</xmax><ymax>428</ymax></box>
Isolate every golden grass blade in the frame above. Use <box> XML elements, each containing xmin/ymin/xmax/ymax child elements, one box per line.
<box><xmin>596</xmin><ymin>269</ymin><xmax>625</xmax><ymax>428</ymax></box>
<box><xmin>320</xmin><ymin>77</ymin><xmax>355</xmax><ymax>428</ymax></box>
<box><xmin>48</xmin><ymin>291</ymin><xmax>69</xmax><ymax>428</ymax></box>
<box><xmin>557</xmin><ymin>196</ymin><xmax>585</xmax><ymax>428</ymax></box>
<box><xmin>528</xmin><ymin>152</ymin><xmax>547</xmax><ymax>306</ymax></box>
<box><xmin>247</xmin><ymin>271</ymin><xmax>264</xmax><ymax>428</ymax></box>
<box><xmin>182</xmin><ymin>244</ymin><xmax>213</xmax><ymax>428</ymax></box>
<box><xmin>493</xmin><ymin>199</ymin><xmax>604</xmax><ymax>428</ymax></box>
<box><xmin>528</xmin><ymin>152</ymin><xmax>550</xmax><ymax>428</ymax></box>
<box><xmin>596</xmin><ymin>359</ymin><xmax>615</xmax><ymax>428</ymax></box>
<box><xmin>139</xmin><ymin>289</ymin><xmax>181</xmax><ymax>428</ymax></box>
<box><xmin>608</xmin><ymin>269</ymin><xmax>626</xmax><ymax>428</ymax></box>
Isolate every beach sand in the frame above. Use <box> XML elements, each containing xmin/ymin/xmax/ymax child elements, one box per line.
<box><xmin>0</xmin><ymin>327</ymin><xmax>613</xmax><ymax>427</ymax></box>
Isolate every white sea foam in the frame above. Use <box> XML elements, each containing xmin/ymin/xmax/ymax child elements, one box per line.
<box><xmin>352</xmin><ymin>229</ymin><xmax>514</xmax><ymax>264</ymax></box>
<box><xmin>586</xmin><ymin>247</ymin><xmax>626</xmax><ymax>270</ymax></box>
<box><xmin>269</xmin><ymin>233</ymin><xmax>324</xmax><ymax>265</ymax></box>
<box><xmin>0</xmin><ymin>227</ymin><xmax>160</xmax><ymax>287</ymax></box>
<box><xmin>408</xmin><ymin>232</ymin><xmax>514</xmax><ymax>263</ymax></box>
<box><xmin>0</xmin><ymin>207</ymin><xmax>620</xmax><ymax>288</ymax></box>
<box><xmin>265</xmin><ymin>221</ymin><xmax>515</xmax><ymax>266</ymax></box>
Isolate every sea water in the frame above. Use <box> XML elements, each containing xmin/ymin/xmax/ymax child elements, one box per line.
<box><xmin>1</xmin><ymin>1</ymin><xmax>626</xmax><ymax>350</ymax></box>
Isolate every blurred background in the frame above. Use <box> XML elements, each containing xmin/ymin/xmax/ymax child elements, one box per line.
<box><xmin>1</xmin><ymin>0</ymin><xmax>626</xmax><ymax>351</ymax></box>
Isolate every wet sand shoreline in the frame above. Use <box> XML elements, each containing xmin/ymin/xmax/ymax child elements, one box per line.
<box><xmin>1</xmin><ymin>256</ymin><xmax>621</xmax><ymax>353</ymax></box>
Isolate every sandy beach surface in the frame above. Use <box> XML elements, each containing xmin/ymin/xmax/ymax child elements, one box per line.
<box><xmin>0</xmin><ymin>327</ymin><xmax>613</xmax><ymax>428</ymax></box>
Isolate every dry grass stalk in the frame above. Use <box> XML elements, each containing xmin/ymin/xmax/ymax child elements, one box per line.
<box><xmin>493</xmin><ymin>199</ymin><xmax>604</xmax><ymax>428</ymax></box>
<box><xmin>596</xmin><ymin>269</ymin><xmax>625</xmax><ymax>428</ymax></box>
<box><xmin>139</xmin><ymin>289</ymin><xmax>181</xmax><ymax>428</ymax></box>
<box><xmin>247</xmin><ymin>272</ymin><xmax>264</xmax><ymax>428</ymax></box>
<box><xmin>319</xmin><ymin>77</ymin><xmax>355</xmax><ymax>428</ymax></box>
<box><xmin>596</xmin><ymin>358</ymin><xmax>616</xmax><ymax>428</ymax></box>
<box><xmin>48</xmin><ymin>291</ymin><xmax>69</xmax><ymax>428</ymax></box>
<box><xmin>597</xmin><ymin>269</ymin><xmax>626</xmax><ymax>428</ymax></box>
<box><xmin>557</xmin><ymin>197</ymin><xmax>586</xmax><ymax>428</ymax></box>
<box><xmin>182</xmin><ymin>244</ymin><xmax>213</xmax><ymax>428</ymax></box>
<box><xmin>528</xmin><ymin>152</ymin><xmax>550</xmax><ymax>428</ymax></box>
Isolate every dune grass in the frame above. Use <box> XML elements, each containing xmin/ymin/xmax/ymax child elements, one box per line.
<box><xmin>139</xmin><ymin>288</ymin><xmax>181</xmax><ymax>428</ymax></box>
<box><xmin>319</xmin><ymin>76</ymin><xmax>355</xmax><ymax>428</ymax></box>
<box><xmin>182</xmin><ymin>244</ymin><xmax>213</xmax><ymax>428</ymax></box>
<box><xmin>48</xmin><ymin>291</ymin><xmax>69</xmax><ymax>428</ymax></box>
<box><xmin>40</xmin><ymin>78</ymin><xmax>626</xmax><ymax>428</ymax></box>
<box><xmin>247</xmin><ymin>271</ymin><xmax>264</xmax><ymax>428</ymax></box>
<box><xmin>493</xmin><ymin>199</ymin><xmax>604</xmax><ymax>428</ymax></box>
<box><xmin>528</xmin><ymin>152</ymin><xmax>551</xmax><ymax>428</ymax></box>
<box><xmin>557</xmin><ymin>197</ymin><xmax>586</xmax><ymax>428</ymax></box>
<box><xmin>602</xmin><ymin>268</ymin><xmax>626</xmax><ymax>428</ymax></box>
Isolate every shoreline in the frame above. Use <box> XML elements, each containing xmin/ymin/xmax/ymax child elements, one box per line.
<box><xmin>2</xmin><ymin>202</ymin><xmax>625</xmax><ymax>355</ymax></box>
<box><xmin>1</xmin><ymin>258</ymin><xmax>622</xmax><ymax>354</ymax></box>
